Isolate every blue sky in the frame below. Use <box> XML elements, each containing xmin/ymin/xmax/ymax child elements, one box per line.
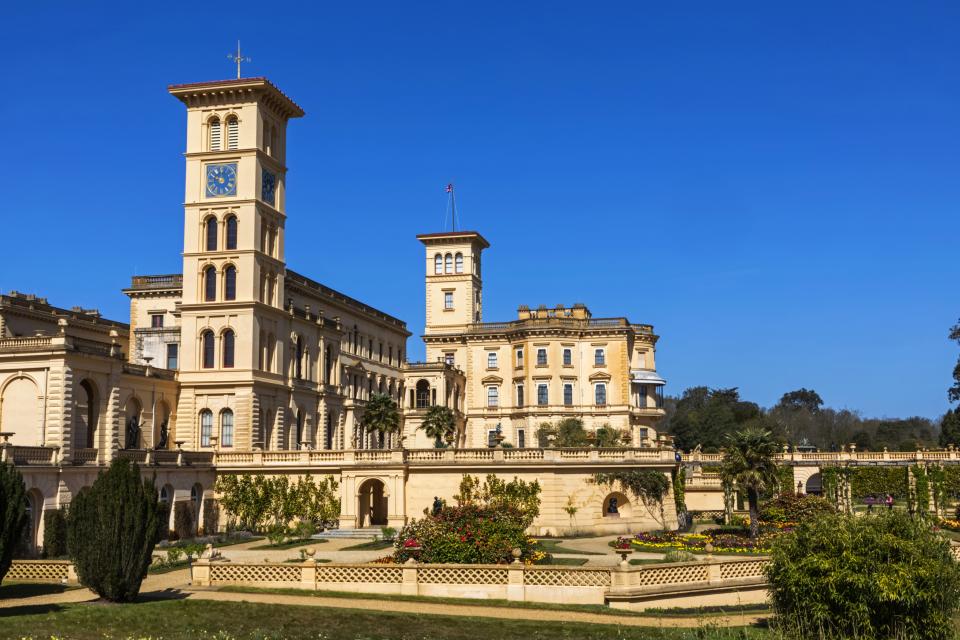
<box><xmin>1</xmin><ymin>2</ymin><xmax>957</xmax><ymax>419</ymax></box>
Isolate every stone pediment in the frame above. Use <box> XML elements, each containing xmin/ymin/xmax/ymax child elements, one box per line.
<box><xmin>481</xmin><ymin>374</ymin><xmax>504</xmax><ymax>384</ymax></box>
<box><xmin>588</xmin><ymin>371</ymin><xmax>612</xmax><ymax>382</ymax></box>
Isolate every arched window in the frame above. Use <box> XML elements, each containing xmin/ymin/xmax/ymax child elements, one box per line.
<box><xmin>200</xmin><ymin>410</ymin><xmax>213</xmax><ymax>447</ymax></box>
<box><xmin>224</xmin><ymin>266</ymin><xmax>236</xmax><ymax>301</ymax></box>
<box><xmin>208</xmin><ymin>117</ymin><xmax>221</xmax><ymax>151</ymax></box>
<box><xmin>415</xmin><ymin>380</ymin><xmax>430</xmax><ymax>408</ymax></box>
<box><xmin>295</xmin><ymin>336</ymin><xmax>303</xmax><ymax>379</ymax></box>
<box><xmin>222</xmin><ymin>329</ymin><xmax>235</xmax><ymax>368</ymax></box>
<box><xmin>434</xmin><ymin>254</ymin><xmax>442</xmax><ymax>274</ymax></box>
<box><xmin>444</xmin><ymin>253</ymin><xmax>453</xmax><ymax>274</ymax></box>
<box><xmin>595</xmin><ymin>383</ymin><xmax>607</xmax><ymax>406</ymax></box>
<box><xmin>455</xmin><ymin>253</ymin><xmax>464</xmax><ymax>273</ymax></box>
<box><xmin>226</xmin><ymin>115</ymin><xmax>239</xmax><ymax>150</ymax></box>
<box><xmin>205</xmin><ymin>217</ymin><xmax>218</xmax><ymax>251</ymax></box>
<box><xmin>204</xmin><ymin>266</ymin><xmax>217</xmax><ymax>301</ymax></box>
<box><xmin>225</xmin><ymin>216</ymin><xmax>237</xmax><ymax>250</ymax></box>
<box><xmin>202</xmin><ymin>330</ymin><xmax>215</xmax><ymax>368</ymax></box>
<box><xmin>220</xmin><ymin>409</ymin><xmax>234</xmax><ymax>447</ymax></box>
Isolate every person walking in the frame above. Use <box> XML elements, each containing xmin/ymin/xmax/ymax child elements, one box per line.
<box><xmin>885</xmin><ymin>494</ymin><xmax>894</xmax><ymax>511</ymax></box>
<box><xmin>865</xmin><ymin>495</ymin><xmax>874</xmax><ymax>514</ymax></box>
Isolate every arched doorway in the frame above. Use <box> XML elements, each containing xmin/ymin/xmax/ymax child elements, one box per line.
<box><xmin>806</xmin><ymin>473</ymin><xmax>823</xmax><ymax>495</ymax></box>
<box><xmin>0</xmin><ymin>376</ymin><xmax>41</xmax><ymax>445</ymax></box>
<box><xmin>25</xmin><ymin>489</ymin><xmax>43</xmax><ymax>554</ymax></box>
<box><xmin>76</xmin><ymin>379</ymin><xmax>99</xmax><ymax>450</ymax></box>
<box><xmin>357</xmin><ymin>479</ymin><xmax>388</xmax><ymax>527</ymax></box>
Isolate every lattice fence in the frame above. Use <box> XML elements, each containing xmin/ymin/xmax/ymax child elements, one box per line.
<box><xmin>315</xmin><ymin>565</ymin><xmax>403</xmax><ymax>584</ymax></box>
<box><xmin>632</xmin><ymin>563</ymin><xmax>708</xmax><ymax>587</ymax></box>
<box><xmin>719</xmin><ymin>560</ymin><xmax>769</xmax><ymax>581</ymax></box>
<box><xmin>209</xmin><ymin>563</ymin><xmax>301</xmax><ymax>583</ymax></box>
<box><xmin>523</xmin><ymin>568</ymin><xmax>611</xmax><ymax>587</ymax></box>
<box><xmin>7</xmin><ymin>560</ymin><xmax>70</xmax><ymax>582</ymax></box>
<box><xmin>418</xmin><ymin>566</ymin><xmax>509</xmax><ymax>585</ymax></box>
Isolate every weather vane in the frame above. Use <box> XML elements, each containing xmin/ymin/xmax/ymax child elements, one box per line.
<box><xmin>227</xmin><ymin>41</ymin><xmax>251</xmax><ymax>79</ymax></box>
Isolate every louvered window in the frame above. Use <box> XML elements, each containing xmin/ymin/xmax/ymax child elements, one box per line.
<box><xmin>226</xmin><ymin>116</ymin><xmax>239</xmax><ymax>149</ymax></box>
<box><xmin>209</xmin><ymin>118</ymin><xmax>221</xmax><ymax>151</ymax></box>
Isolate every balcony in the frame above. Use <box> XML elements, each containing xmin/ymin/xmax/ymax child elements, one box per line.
<box><xmin>126</xmin><ymin>274</ymin><xmax>183</xmax><ymax>291</ymax></box>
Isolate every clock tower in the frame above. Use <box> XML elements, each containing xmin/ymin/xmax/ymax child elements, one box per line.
<box><xmin>168</xmin><ymin>77</ymin><xmax>304</xmax><ymax>448</ymax></box>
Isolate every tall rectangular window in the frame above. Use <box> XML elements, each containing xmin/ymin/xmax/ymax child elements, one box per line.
<box><xmin>563</xmin><ymin>348</ymin><xmax>572</xmax><ymax>366</ymax></box>
<box><xmin>537</xmin><ymin>348</ymin><xmax>547</xmax><ymax>366</ymax></box>
<box><xmin>563</xmin><ymin>383</ymin><xmax>573</xmax><ymax>406</ymax></box>
<box><xmin>150</xmin><ymin>314</ymin><xmax>164</xmax><ymax>328</ymax></box>
<box><xmin>518</xmin><ymin>430</ymin><xmax>525</xmax><ymax>448</ymax></box>
<box><xmin>220</xmin><ymin>410</ymin><xmax>234</xmax><ymax>447</ymax></box>
<box><xmin>166</xmin><ymin>343</ymin><xmax>178</xmax><ymax>370</ymax></box>
<box><xmin>444</xmin><ymin>352</ymin><xmax>455</xmax><ymax>365</ymax></box>
<box><xmin>595</xmin><ymin>383</ymin><xmax>607</xmax><ymax>406</ymax></box>
<box><xmin>594</xmin><ymin>348</ymin><xmax>605</xmax><ymax>365</ymax></box>
<box><xmin>200</xmin><ymin>411</ymin><xmax>213</xmax><ymax>447</ymax></box>
<box><xmin>638</xmin><ymin>384</ymin><xmax>648</xmax><ymax>408</ymax></box>
<box><xmin>537</xmin><ymin>383</ymin><xmax>548</xmax><ymax>406</ymax></box>
<box><xmin>517</xmin><ymin>384</ymin><xmax>524</xmax><ymax>407</ymax></box>
<box><xmin>516</xmin><ymin>348</ymin><xmax>524</xmax><ymax>368</ymax></box>
<box><xmin>487</xmin><ymin>352</ymin><xmax>498</xmax><ymax>368</ymax></box>
<box><xmin>487</xmin><ymin>386</ymin><xmax>499</xmax><ymax>408</ymax></box>
<box><xmin>444</xmin><ymin>292</ymin><xmax>453</xmax><ymax>309</ymax></box>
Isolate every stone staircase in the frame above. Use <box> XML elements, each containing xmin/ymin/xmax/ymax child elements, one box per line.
<box><xmin>311</xmin><ymin>527</ymin><xmax>384</xmax><ymax>540</ymax></box>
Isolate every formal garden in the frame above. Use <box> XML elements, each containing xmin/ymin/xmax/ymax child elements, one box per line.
<box><xmin>5</xmin><ymin>425</ymin><xmax>960</xmax><ymax>639</ymax></box>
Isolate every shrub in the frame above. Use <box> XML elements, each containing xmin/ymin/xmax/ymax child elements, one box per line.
<box><xmin>173</xmin><ymin>501</ymin><xmax>195</xmax><ymax>540</ymax></box>
<box><xmin>759</xmin><ymin>493</ymin><xmax>835</xmax><ymax>523</ymax></box>
<box><xmin>66</xmin><ymin>458</ymin><xmax>160</xmax><ymax>602</ymax></box>
<box><xmin>767</xmin><ymin>511</ymin><xmax>960</xmax><ymax>639</ymax></box>
<box><xmin>0</xmin><ymin>463</ymin><xmax>28</xmax><ymax>585</ymax></box>
<box><xmin>42</xmin><ymin>507</ymin><xmax>68</xmax><ymax>558</ymax></box>
<box><xmin>663</xmin><ymin>549</ymin><xmax>696</xmax><ymax>563</ymax></box>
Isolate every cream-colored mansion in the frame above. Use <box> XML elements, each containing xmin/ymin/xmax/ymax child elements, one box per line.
<box><xmin>0</xmin><ymin>76</ymin><xmax>673</xmax><ymax>547</ymax></box>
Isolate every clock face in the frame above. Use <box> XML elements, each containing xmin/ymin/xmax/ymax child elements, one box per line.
<box><xmin>206</xmin><ymin>163</ymin><xmax>238</xmax><ymax>198</ymax></box>
<box><xmin>261</xmin><ymin>170</ymin><xmax>276</xmax><ymax>205</ymax></box>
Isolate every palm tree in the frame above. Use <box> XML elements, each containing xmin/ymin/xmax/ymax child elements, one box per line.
<box><xmin>420</xmin><ymin>405</ymin><xmax>456</xmax><ymax>448</ymax></box>
<box><xmin>721</xmin><ymin>426</ymin><xmax>781</xmax><ymax>539</ymax></box>
<box><xmin>360</xmin><ymin>393</ymin><xmax>401</xmax><ymax>449</ymax></box>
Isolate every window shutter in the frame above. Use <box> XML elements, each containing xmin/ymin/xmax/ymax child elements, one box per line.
<box><xmin>227</xmin><ymin>118</ymin><xmax>239</xmax><ymax>149</ymax></box>
<box><xmin>209</xmin><ymin>120</ymin><xmax>221</xmax><ymax>151</ymax></box>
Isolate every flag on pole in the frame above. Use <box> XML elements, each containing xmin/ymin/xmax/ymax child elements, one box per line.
<box><xmin>446</xmin><ymin>183</ymin><xmax>454</xmax><ymax>193</ymax></box>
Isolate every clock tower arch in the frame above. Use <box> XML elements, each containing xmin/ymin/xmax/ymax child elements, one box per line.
<box><xmin>168</xmin><ymin>77</ymin><xmax>304</xmax><ymax>448</ymax></box>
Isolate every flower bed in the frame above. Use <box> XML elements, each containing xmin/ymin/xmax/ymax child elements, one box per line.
<box><xmin>620</xmin><ymin>526</ymin><xmax>787</xmax><ymax>555</ymax></box>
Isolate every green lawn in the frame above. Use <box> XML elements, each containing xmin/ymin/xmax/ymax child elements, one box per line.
<box><xmin>340</xmin><ymin>538</ymin><xmax>394</xmax><ymax>551</ymax></box>
<box><xmin>0</xmin><ymin>599</ymin><xmax>769</xmax><ymax>639</ymax></box>
<box><xmin>535</xmin><ymin>539</ymin><xmax>607</xmax><ymax>556</ymax></box>
<box><xmin>248</xmin><ymin>538</ymin><xmax>325</xmax><ymax>551</ymax></box>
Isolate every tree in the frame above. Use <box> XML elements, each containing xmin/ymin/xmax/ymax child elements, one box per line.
<box><xmin>940</xmin><ymin>409</ymin><xmax>960</xmax><ymax>447</ymax></box>
<box><xmin>950</xmin><ymin>318</ymin><xmax>960</xmax><ymax>404</ymax></box>
<box><xmin>667</xmin><ymin>387</ymin><xmax>761</xmax><ymax>451</ymax></box>
<box><xmin>595</xmin><ymin>424</ymin><xmax>627</xmax><ymax>447</ymax></box>
<box><xmin>0</xmin><ymin>463</ymin><xmax>28</xmax><ymax>586</ymax></box>
<box><xmin>67</xmin><ymin>458</ymin><xmax>160</xmax><ymax>602</ymax></box>
<box><xmin>767</xmin><ymin>512</ymin><xmax>960</xmax><ymax>640</ymax></box>
<box><xmin>419</xmin><ymin>405</ymin><xmax>456</xmax><ymax>448</ymax></box>
<box><xmin>721</xmin><ymin>427</ymin><xmax>780</xmax><ymax>539</ymax></box>
<box><xmin>776</xmin><ymin>388</ymin><xmax>824</xmax><ymax>413</ymax></box>
<box><xmin>537</xmin><ymin>418</ymin><xmax>590</xmax><ymax>447</ymax></box>
<box><xmin>360</xmin><ymin>393</ymin><xmax>401</xmax><ymax>449</ymax></box>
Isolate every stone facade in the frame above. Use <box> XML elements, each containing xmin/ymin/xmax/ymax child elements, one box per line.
<box><xmin>0</xmin><ymin>74</ymin><xmax>676</xmax><ymax>549</ymax></box>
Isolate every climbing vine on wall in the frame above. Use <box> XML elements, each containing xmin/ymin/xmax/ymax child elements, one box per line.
<box><xmin>912</xmin><ymin>465</ymin><xmax>930</xmax><ymax>517</ymax></box>
<box><xmin>672</xmin><ymin>468</ymin><xmax>687</xmax><ymax>514</ymax></box>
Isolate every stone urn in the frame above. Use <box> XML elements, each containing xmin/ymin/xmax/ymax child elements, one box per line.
<box><xmin>614</xmin><ymin>544</ymin><xmax>634</xmax><ymax>566</ymax></box>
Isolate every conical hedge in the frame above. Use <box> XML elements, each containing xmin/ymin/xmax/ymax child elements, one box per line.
<box><xmin>0</xmin><ymin>462</ymin><xmax>28</xmax><ymax>585</ymax></box>
<box><xmin>67</xmin><ymin>458</ymin><xmax>160</xmax><ymax>602</ymax></box>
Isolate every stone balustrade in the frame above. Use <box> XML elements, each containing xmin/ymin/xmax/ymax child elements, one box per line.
<box><xmin>685</xmin><ymin>449</ymin><xmax>960</xmax><ymax>466</ymax></box>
